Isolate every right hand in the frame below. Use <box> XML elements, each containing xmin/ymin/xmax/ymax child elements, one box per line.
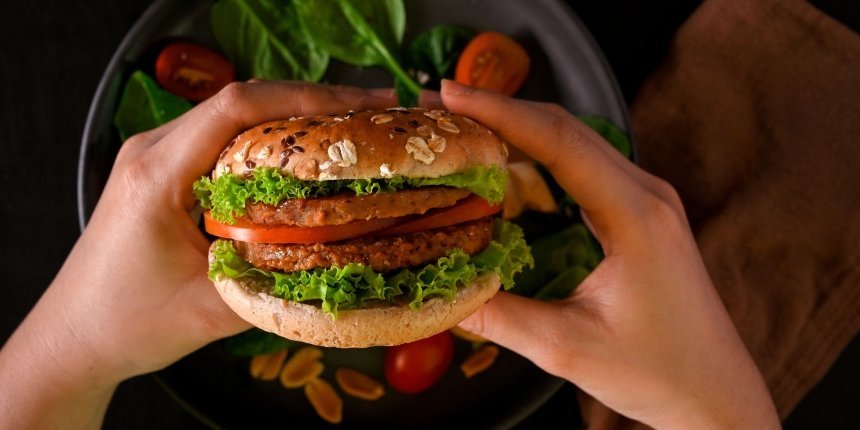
<box><xmin>440</xmin><ymin>80</ymin><xmax>779</xmax><ymax>430</ymax></box>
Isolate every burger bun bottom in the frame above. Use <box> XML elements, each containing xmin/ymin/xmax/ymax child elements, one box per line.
<box><xmin>210</xmin><ymin>248</ymin><xmax>501</xmax><ymax>348</ymax></box>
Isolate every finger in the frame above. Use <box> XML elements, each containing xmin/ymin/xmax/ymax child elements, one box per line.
<box><xmin>419</xmin><ymin>90</ymin><xmax>444</xmax><ymax>109</ymax></box>
<box><xmin>148</xmin><ymin>81</ymin><xmax>397</xmax><ymax>207</ymax></box>
<box><xmin>364</xmin><ymin>87</ymin><xmax>397</xmax><ymax>100</ymax></box>
<box><xmin>459</xmin><ymin>292</ymin><xmax>574</xmax><ymax>378</ymax></box>
<box><xmin>525</xmin><ymin>100</ymin><xmax>684</xmax><ymax>211</ymax></box>
<box><xmin>117</xmin><ymin>114</ymin><xmax>185</xmax><ymax>159</ymax></box>
<box><xmin>441</xmin><ymin>79</ymin><xmax>645</xmax><ymax>234</ymax></box>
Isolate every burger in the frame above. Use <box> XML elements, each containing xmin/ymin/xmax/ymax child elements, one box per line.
<box><xmin>193</xmin><ymin>108</ymin><xmax>532</xmax><ymax>348</ymax></box>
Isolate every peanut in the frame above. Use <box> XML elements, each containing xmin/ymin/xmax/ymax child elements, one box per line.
<box><xmin>305</xmin><ymin>378</ymin><xmax>343</xmax><ymax>424</ymax></box>
<box><xmin>461</xmin><ymin>344</ymin><xmax>500</xmax><ymax>378</ymax></box>
<box><xmin>249</xmin><ymin>349</ymin><xmax>288</xmax><ymax>381</ymax></box>
<box><xmin>280</xmin><ymin>346</ymin><xmax>324</xmax><ymax>388</ymax></box>
<box><xmin>335</xmin><ymin>368</ymin><xmax>385</xmax><ymax>401</ymax></box>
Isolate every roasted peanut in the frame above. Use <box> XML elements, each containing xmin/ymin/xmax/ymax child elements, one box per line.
<box><xmin>335</xmin><ymin>368</ymin><xmax>385</xmax><ymax>401</ymax></box>
<box><xmin>280</xmin><ymin>346</ymin><xmax>324</xmax><ymax>388</ymax></box>
<box><xmin>461</xmin><ymin>344</ymin><xmax>500</xmax><ymax>378</ymax></box>
<box><xmin>249</xmin><ymin>349</ymin><xmax>288</xmax><ymax>381</ymax></box>
<box><xmin>305</xmin><ymin>378</ymin><xmax>343</xmax><ymax>424</ymax></box>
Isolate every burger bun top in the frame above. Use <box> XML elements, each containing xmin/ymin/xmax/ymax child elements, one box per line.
<box><xmin>213</xmin><ymin>108</ymin><xmax>508</xmax><ymax>181</ymax></box>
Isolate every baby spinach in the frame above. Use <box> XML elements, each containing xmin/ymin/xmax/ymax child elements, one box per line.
<box><xmin>395</xmin><ymin>24</ymin><xmax>474</xmax><ymax>106</ymax></box>
<box><xmin>223</xmin><ymin>328</ymin><xmax>298</xmax><ymax>356</ymax></box>
<box><xmin>295</xmin><ymin>0</ymin><xmax>420</xmax><ymax>105</ymax></box>
<box><xmin>113</xmin><ymin>70</ymin><xmax>192</xmax><ymax>141</ymax></box>
<box><xmin>402</xmin><ymin>25</ymin><xmax>474</xmax><ymax>89</ymax></box>
<box><xmin>578</xmin><ymin>115</ymin><xmax>632</xmax><ymax>158</ymax></box>
<box><xmin>211</xmin><ymin>0</ymin><xmax>329</xmax><ymax>81</ymax></box>
<box><xmin>512</xmin><ymin>223</ymin><xmax>601</xmax><ymax>299</ymax></box>
<box><xmin>534</xmin><ymin>265</ymin><xmax>591</xmax><ymax>301</ymax></box>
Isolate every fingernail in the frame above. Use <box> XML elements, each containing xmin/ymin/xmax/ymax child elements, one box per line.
<box><xmin>419</xmin><ymin>90</ymin><xmax>442</xmax><ymax>106</ymax></box>
<box><xmin>366</xmin><ymin>88</ymin><xmax>396</xmax><ymax>99</ymax></box>
<box><xmin>441</xmin><ymin>79</ymin><xmax>475</xmax><ymax>96</ymax></box>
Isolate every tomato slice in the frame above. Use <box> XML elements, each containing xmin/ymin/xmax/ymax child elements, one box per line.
<box><xmin>455</xmin><ymin>32</ymin><xmax>530</xmax><ymax>96</ymax></box>
<box><xmin>155</xmin><ymin>42</ymin><xmax>235</xmax><ymax>102</ymax></box>
<box><xmin>384</xmin><ymin>331</ymin><xmax>454</xmax><ymax>394</ymax></box>
<box><xmin>204</xmin><ymin>195</ymin><xmax>501</xmax><ymax>244</ymax></box>
<box><xmin>204</xmin><ymin>212</ymin><xmax>399</xmax><ymax>244</ymax></box>
<box><xmin>382</xmin><ymin>195</ymin><xmax>501</xmax><ymax>237</ymax></box>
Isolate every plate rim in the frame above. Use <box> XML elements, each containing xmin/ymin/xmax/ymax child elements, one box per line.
<box><xmin>76</xmin><ymin>0</ymin><xmax>632</xmax><ymax>427</ymax></box>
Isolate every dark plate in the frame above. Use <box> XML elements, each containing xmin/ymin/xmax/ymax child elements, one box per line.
<box><xmin>78</xmin><ymin>0</ymin><xmax>631</xmax><ymax>428</ymax></box>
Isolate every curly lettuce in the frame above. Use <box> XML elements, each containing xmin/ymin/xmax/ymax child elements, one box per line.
<box><xmin>209</xmin><ymin>220</ymin><xmax>533</xmax><ymax>318</ymax></box>
<box><xmin>194</xmin><ymin>165</ymin><xmax>508</xmax><ymax>223</ymax></box>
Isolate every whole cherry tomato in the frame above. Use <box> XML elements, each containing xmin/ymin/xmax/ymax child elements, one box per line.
<box><xmin>155</xmin><ymin>42</ymin><xmax>235</xmax><ymax>102</ymax></box>
<box><xmin>384</xmin><ymin>331</ymin><xmax>454</xmax><ymax>394</ymax></box>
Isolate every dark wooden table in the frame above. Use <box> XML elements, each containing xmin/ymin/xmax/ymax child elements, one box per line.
<box><xmin>1</xmin><ymin>0</ymin><xmax>857</xmax><ymax>428</ymax></box>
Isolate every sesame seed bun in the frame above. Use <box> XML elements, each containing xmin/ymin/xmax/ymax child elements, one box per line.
<box><xmin>213</xmin><ymin>108</ymin><xmax>508</xmax><ymax>181</ymax></box>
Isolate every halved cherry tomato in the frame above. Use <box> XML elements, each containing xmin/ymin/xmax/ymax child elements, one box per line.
<box><xmin>384</xmin><ymin>331</ymin><xmax>454</xmax><ymax>394</ymax></box>
<box><xmin>204</xmin><ymin>212</ymin><xmax>399</xmax><ymax>244</ymax></box>
<box><xmin>382</xmin><ymin>195</ymin><xmax>501</xmax><ymax>236</ymax></box>
<box><xmin>155</xmin><ymin>42</ymin><xmax>235</xmax><ymax>101</ymax></box>
<box><xmin>455</xmin><ymin>32</ymin><xmax>530</xmax><ymax>96</ymax></box>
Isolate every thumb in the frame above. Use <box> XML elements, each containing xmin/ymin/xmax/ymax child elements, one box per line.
<box><xmin>184</xmin><ymin>273</ymin><xmax>252</xmax><ymax>343</ymax></box>
<box><xmin>459</xmin><ymin>292</ymin><xmax>574</xmax><ymax>377</ymax></box>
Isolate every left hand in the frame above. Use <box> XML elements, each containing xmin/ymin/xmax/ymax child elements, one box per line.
<box><xmin>0</xmin><ymin>82</ymin><xmax>396</xmax><ymax>429</ymax></box>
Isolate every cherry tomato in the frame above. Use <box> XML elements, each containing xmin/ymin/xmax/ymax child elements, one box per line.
<box><xmin>455</xmin><ymin>32</ymin><xmax>530</xmax><ymax>96</ymax></box>
<box><xmin>155</xmin><ymin>42</ymin><xmax>235</xmax><ymax>102</ymax></box>
<box><xmin>384</xmin><ymin>331</ymin><xmax>454</xmax><ymax>394</ymax></box>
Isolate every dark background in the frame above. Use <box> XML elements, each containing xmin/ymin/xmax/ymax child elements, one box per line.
<box><xmin>1</xmin><ymin>0</ymin><xmax>858</xmax><ymax>428</ymax></box>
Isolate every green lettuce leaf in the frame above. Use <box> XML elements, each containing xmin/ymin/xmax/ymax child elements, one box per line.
<box><xmin>194</xmin><ymin>165</ymin><xmax>507</xmax><ymax>223</ymax></box>
<box><xmin>209</xmin><ymin>220</ymin><xmax>532</xmax><ymax>318</ymax></box>
<box><xmin>405</xmin><ymin>166</ymin><xmax>508</xmax><ymax>206</ymax></box>
<box><xmin>472</xmin><ymin>219</ymin><xmax>535</xmax><ymax>289</ymax></box>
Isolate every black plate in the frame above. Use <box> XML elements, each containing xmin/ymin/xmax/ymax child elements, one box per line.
<box><xmin>78</xmin><ymin>0</ymin><xmax>631</xmax><ymax>428</ymax></box>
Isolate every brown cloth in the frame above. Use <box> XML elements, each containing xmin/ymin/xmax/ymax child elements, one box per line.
<box><xmin>579</xmin><ymin>0</ymin><xmax>860</xmax><ymax>427</ymax></box>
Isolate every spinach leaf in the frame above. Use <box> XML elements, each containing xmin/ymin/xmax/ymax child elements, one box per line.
<box><xmin>295</xmin><ymin>0</ymin><xmax>404</xmax><ymax>66</ymax></box>
<box><xmin>295</xmin><ymin>0</ymin><xmax>420</xmax><ymax>104</ymax></box>
<box><xmin>222</xmin><ymin>328</ymin><xmax>298</xmax><ymax>356</ymax></box>
<box><xmin>578</xmin><ymin>115</ymin><xmax>632</xmax><ymax>158</ymax></box>
<box><xmin>512</xmin><ymin>223</ymin><xmax>600</xmax><ymax>298</ymax></box>
<box><xmin>395</xmin><ymin>24</ymin><xmax>473</xmax><ymax>106</ymax></box>
<box><xmin>534</xmin><ymin>265</ymin><xmax>591</xmax><ymax>301</ymax></box>
<box><xmin>211</xmin><ymin>0</ymin><xmax>329</xmax><ymax>81</ymax></box>
<box><xmin>402</xmin><ymin>24</ymin><xmax>474</xmax><ymax>90</ymax></box>
<box><xmin>113</xmin><ymin>70</ymin><xmax>192</xmax><ymax>141</ymax></box>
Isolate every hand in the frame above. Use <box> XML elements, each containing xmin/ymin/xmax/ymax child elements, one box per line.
<box><xmin>0</xmin><ymin>82</ymin><xmax>396</xmax><ymax>429</ymax></box>
<box><xmin>441</xmin><ymin>80</ymin><xmax>780</xmax><ymax>430</ymax></box>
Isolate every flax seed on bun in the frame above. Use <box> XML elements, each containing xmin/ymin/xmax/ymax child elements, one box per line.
<box><xmin>213</xmin><ymin>108</ymin><xmax>508</xmax><ymax>181</ymax></box>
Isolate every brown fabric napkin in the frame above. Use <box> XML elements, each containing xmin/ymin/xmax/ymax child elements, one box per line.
<box><xmin>579</xmin><ymin>0</ymin><xmax>860</xmax><ymax>427</ymax></box>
